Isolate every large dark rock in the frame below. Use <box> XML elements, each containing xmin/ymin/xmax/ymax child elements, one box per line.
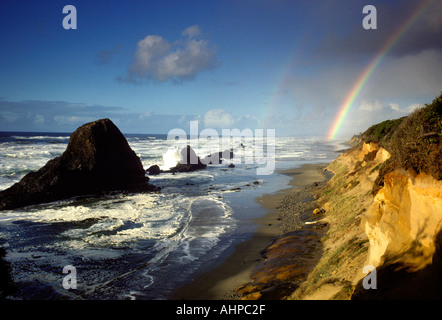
<box><xmin>170</xmin><ymin>145</ymin><xmax>207</xmax><ymax>172</ymax></box>
<box><xmin>0</xmin><ymin>118</ymin><xmax>158</xmax><ymax>211</ymax></box>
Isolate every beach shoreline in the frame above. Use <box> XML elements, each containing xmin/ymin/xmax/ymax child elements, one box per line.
<box><xmin>169</xmin><ymin>163</ymin><xmax>331</xmax><ymax>300</ymax></box>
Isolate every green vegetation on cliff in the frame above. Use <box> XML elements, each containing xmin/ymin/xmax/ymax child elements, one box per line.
<box><xmin>386</xmin><ymin>94</ymin><xmax>442</xmax><ymax>179</ymax></box>
<box><xmin>362</xmin><ymin>93</ymin><xmax>442</xmax><ymax>193</ymax></box>
<box><xmin>361</xmin><ymin>117</ymin><xmax>406</xmax><ymax>144</ymax></box>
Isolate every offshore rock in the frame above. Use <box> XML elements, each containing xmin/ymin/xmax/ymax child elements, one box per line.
<box><xmin>201</xmin><ymin>149</ymin><xmax>234</xmax><ymax>165</ymax></box>
<box><xmin>0</xmin><ymin>118</ymin><xmax>158</xmax><ymax>211</ymax></box>
<box><xmin>149</xmin><ymin>148</ymin><xmax>234</xmax><ymax>175</ymax></box>
<box><xmin>171</xmin><ymin>145</ymin><xmax>207</xmax><ymax>172</ymax></box>
<box><xmin>147</xmin><ymin>165</ymin><xmax>162</xmax><ymax>175</ymax></box>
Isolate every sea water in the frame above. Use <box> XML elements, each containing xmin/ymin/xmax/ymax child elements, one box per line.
<box><xmin>0</xmin><ymin>132</ymin><xmax>344</xmax><ymax>299</ymax></box>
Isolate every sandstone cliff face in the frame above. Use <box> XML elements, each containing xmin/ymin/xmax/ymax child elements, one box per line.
<box><xmin>364</xmin><ymin>169</ymin><xmax>442</xmax><ymax>271</ymax></box>
<box><xmin>290</xmin><ymin>140</ymin><xmax>442</xmax><ymax>300</ymax></box>
<box><xmin>290</xmin><ymin>142</ymin><xmax>388</xmax><ymax>299</ymax></box>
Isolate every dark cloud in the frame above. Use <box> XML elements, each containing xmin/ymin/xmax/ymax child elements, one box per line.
<box><xmin>317</xmin><ymin>0</ymin><xmax>442</xmax><ymax>58</ymax></box>
<box><xmin>272</xmin><ymin>0</ymin><xmax>442</xmax><ymax>139</ymax></box>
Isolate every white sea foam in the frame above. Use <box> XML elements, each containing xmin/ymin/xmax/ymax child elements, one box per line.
<box><xmin>0</xmin><ymin>140</ymin><xmax>66</xmax><ymax>190</ymax></box>
<box><xmin>11</xmin><ymin>135</ymin><xmax>69</xmax><ymax>141</ymax></box>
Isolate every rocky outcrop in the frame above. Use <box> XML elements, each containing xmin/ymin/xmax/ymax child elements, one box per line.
<box><xmin>201</xmin><ymin>149</ymin><xmax>234</xmax><ymax>165</ymax></box>
<box><xmin>170</xmin><ymin>145</ymin><xmax>207</xmax><ymax>172</ymax></box>
<box><xmin>146</xmin><ymin>147</ymin><xmax>234</xmax><ymax>175</ymax></box>
<box><xmin>147</xmin><ymin>165</ymin><xmax>161</xmax><ymax>175</ymax></box>
<box><xmin>0</xmin><ymin>118</ymin><xmax>158</xmax><ymax>211</ymax></box>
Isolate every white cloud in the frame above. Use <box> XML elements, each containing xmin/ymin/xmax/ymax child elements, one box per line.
<box><xmin>181</xmin><ymin>24</ymin><xmax>202</xmax><ymax>38</ymax></box>
<box><xmin>123</xmin><ymin>25</ymin><xmax>217</xmax><ymax>83</ymax></box>
<box><xmin>358</xmin><ymin>100</ymin><xmax>383</xmax><ymax>112</ymax></box>
<box><xmin>137</xmin><ymin>111</ymin><xmax>152</xmax><ymax>120</ymax></box>
<box><xmin>53</xmin><ymin>115</ymin><xmax>94</xmax><ymax>125</ymax></box>
<box><xmin>389</xmin><ymin>103</ymin><xmax>422</xmax><ymax>114</ymax></box>
<box><xmin>203</xmin><ymin>109</ymin><xmax>237</xmax><ymax>128</ymax></box>
<box><xmin>34</xmin><ymin>114</ymin><xmax>45</xmax><ymax>124</ymax></box>
<box><xmin>129</xmin><ymin>35</ymin><xmax>171</xmax><ymax>78</ymax></box>
<box><xmin>388</xmin><ymin>103</ymin><xmax>400</xmax><ymax>112</ymax></box>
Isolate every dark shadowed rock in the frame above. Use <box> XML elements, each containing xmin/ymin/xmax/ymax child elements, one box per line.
<box><xmin>201</xmin><ymin>149</ymin><xmax>234</xmax><ymax>165</ymax></box>
<box><xmin>170</xmin><ymin>145</ymin><xmax>207</xmax><ymax>172</ymax></box>
<box><xmin>0</xmin><ymin>246</ymin><xmax>17</xmax><ymax>299</ymax></box>
<box><xmin>147</xmin><ymin>165</ymin><xmax>161</xmax><ymax>175</ymax></box>
<box><xmin>0</xmin><ymin>118</ymin><xmax>158</xmax><ymax>211</ymax></box>
<box><xmin>148</xmin><ymin>148</ymin><xmax>234</xmax><ymax>175</ymax></box>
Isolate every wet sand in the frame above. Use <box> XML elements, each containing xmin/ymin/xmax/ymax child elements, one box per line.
<box><xmin>169</xmin><ymin>163</ymin><xmax>330</xmax><ymax>300</ymax></box>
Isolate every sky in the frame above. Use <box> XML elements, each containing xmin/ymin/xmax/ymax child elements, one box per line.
<box><xmin>0</xmin><ymin>0</ymin><xmax>441</xmax><ymax>139</ymax></box>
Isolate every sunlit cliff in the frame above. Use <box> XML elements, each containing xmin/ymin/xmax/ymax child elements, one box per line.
<box><xmin>291</xmin><ymin>93</ymin><xmax>442</xmax><ymax>299</ymax></box>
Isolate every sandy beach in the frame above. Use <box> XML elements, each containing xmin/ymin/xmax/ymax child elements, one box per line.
<box><xmin>170</xmin><ymin>163</ymin><xmax>331</xmax><ymax>300</ymax></box>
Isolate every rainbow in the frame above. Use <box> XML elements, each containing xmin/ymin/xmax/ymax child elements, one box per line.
<box><xmin>326</xmin><ymin>0</ymin><xmax>436</xmax><ymax>141</ymax></box>
<box><xmin>260</xmin><ymin>54</ymin><xmax>298</xmax><ymax>130</ymax></box>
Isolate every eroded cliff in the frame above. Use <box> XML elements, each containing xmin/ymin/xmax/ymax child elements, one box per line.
<box><xmin>364</xmin><ymin>169</ymin><xmax>442</xmax><ymax>271</ymax></box>
<box><xmin>291</xmin><ymin>94</ymin><xmax>442</xmax><ymax>299</ymax></box>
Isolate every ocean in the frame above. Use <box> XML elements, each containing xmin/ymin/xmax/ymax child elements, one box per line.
<box><xmin>0</xmin><ymin>131</ymin><xmax>343</xmax><ymax>299</ymax></box>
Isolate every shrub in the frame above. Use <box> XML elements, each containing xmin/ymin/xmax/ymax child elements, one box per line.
<box><xmin>361</xmin><ymin>117</ymin><xmax>406</xmax><ymax>144</ymax></box>
<box><xmin>362</xmin><ymin>93</ymin><xmax>442</xmax><ymax>192</ymax></box>
<box><xmin>386</xmin><ymin>93</ymin><xmax>442</xmax><ymax>180</ymax></box>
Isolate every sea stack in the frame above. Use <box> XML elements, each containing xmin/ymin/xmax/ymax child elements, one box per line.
<box><xmin>0</xmin><ymin>118</ymin><xmax>158</xmax><ymax>211</ymax></box>
<box><xmin>171</xmin><ymin>145</ymin><xmax>207</xmax><ymax>172</ymax></box>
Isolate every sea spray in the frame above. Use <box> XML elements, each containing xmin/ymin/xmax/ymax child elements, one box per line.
<box><xmin>162</xmin><ymin>147</ymin><xmax>181</xmax><ymax>170</ymax></box>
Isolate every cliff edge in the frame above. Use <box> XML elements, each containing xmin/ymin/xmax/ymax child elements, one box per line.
<box><xmin>291</xmin><ymin>93</ymin><xmax>442</xmax><ymax>300</ymax></box>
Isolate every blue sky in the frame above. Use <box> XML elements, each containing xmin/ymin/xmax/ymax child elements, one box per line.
<box><xmin>0</xmin><ymin>0</ymin><xmax>441</xmax><ymax>138</ymax></box>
